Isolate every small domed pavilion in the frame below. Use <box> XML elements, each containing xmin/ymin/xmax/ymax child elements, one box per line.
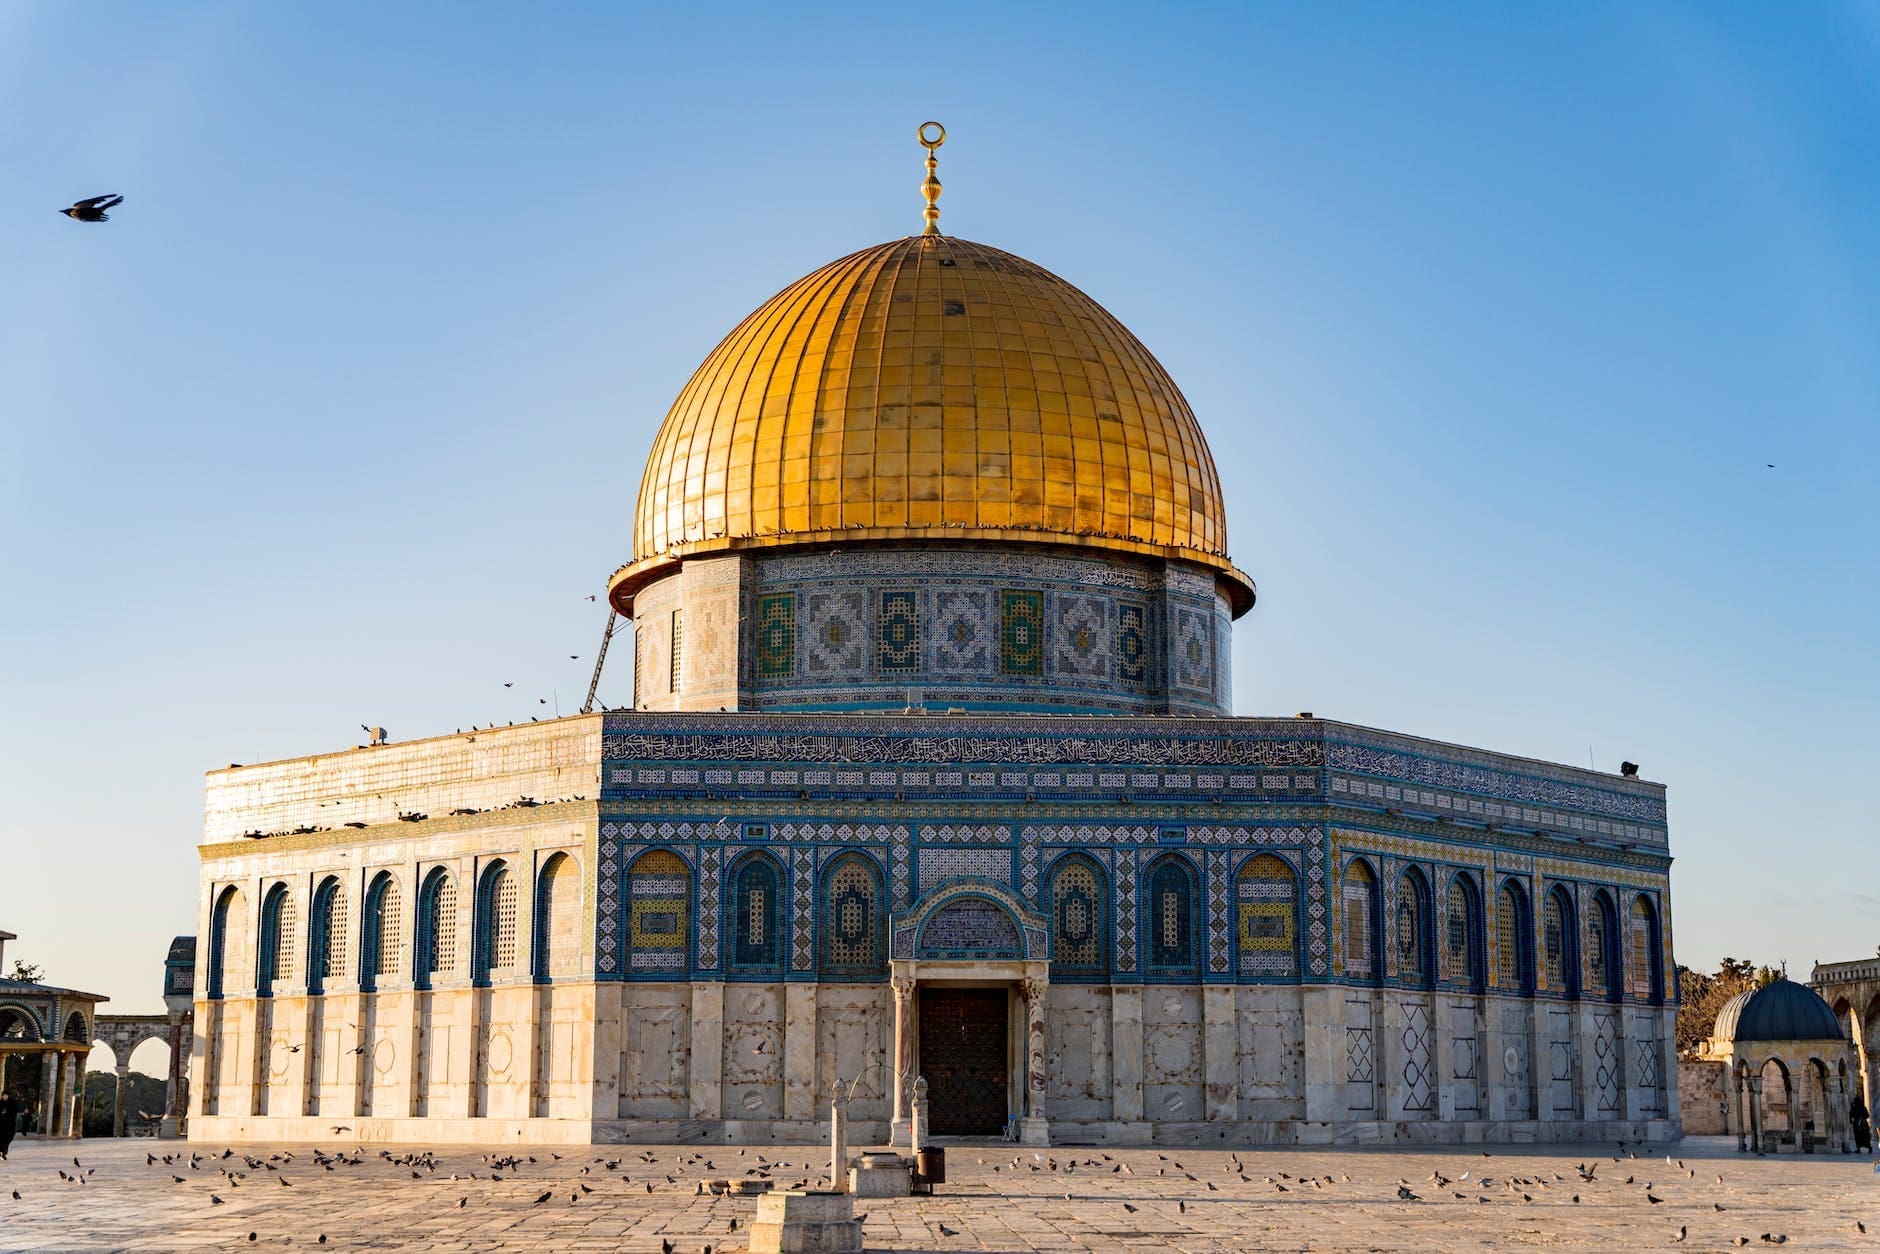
<box><xmin>1699</xmin><ymin>976</ymin><xmax>1857</xmax><ymax>1154</ymax></box>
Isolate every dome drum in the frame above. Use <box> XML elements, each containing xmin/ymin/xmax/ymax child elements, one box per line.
<box><xmin>629</xmin><ymin>543</ymin><xmax>1233</xmax><ymax>716</ymax></box>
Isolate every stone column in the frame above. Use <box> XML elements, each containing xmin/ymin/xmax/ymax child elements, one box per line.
<box><xmin>1110</xmin><ymin>986</ymin><xmax>1144</xmax><ymax>1126</ymax></box>
<box><xmin>161</xmin><ymin>1012</ymin><xmax>183</xmax><ymax>1138</ymax></box>
<box><xmin>70</xmin><ymin>1053</ymin><xmax>88</xmax><ymax>1138</ymax></box>
<box><xmin>1201</xmin><ymin>985</ymin><xmax>1236</xmax><ymax>1124</ymax></box>
<box><xmin>1019</xmin><ymin>977</ymin><xmax>1050</xmax><ymax>1145</ymax></box>
<box><xmin>43</xmin><ymin>1051</ymin><xmax>63</xmax><ymax>1136</ymax></box>
<box><xmin>1732</xmin><ymin>1066</ymin><xmax>1747</xmax><ymax>1152</ymax></box>
<box><xmin>1746</xmin><ymin>1072</ymin><xmax>1765</xmax><ymax>1154</ymax></box>
<box><xmin>888</xmin><ymin>976</ymin><xmax>915</xmax><ymax>1147</ymax></box>
<box><xmin>113</xmin><ymin>1064</ymin><xmax>130</xmax><ymax>1137</ymax></box>
<box><xmin>1786</xmin><ymin>1066</ymin><xmax>1801</xmax><ymax>1152</ymax></box>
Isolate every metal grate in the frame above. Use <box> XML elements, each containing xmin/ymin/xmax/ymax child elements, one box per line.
<box><xmin>316</xmin><ymin>879</ymin><xmax>350</xmax><ymax>983</ymax></box>
<box><xmin>1050</xmin><ymin>857</ymin><xmax>1106</xmax><ymax>978</ymax></box>
<box><xmin>486</xmin><ymin>868</ymin><xmax>518</xmax><ymax>974</ymax></box>
<box><xmin>371</xmin><ymin>877</ymin><xmax>402</xmax><ymax>981</ymax></box>
<box><xmin>422</xmin><ymin>872</ymin><xmax>457</xmax><ymax>977</ymax></box>
<box><xmin>1495</xmin><ymin>884</ymin><xmax>1523</xmax><ymax>990</ymax></box>
<box><xmin>668</xmin><ymin>609</ymin><xmax>684</xmax><ymax>693</ymax></box>
<box><xmin>1444</xmin><ymin>880</ymin><xmax>1474</xmax><ymax>985</ymax></box>
<box><xmin>1341</xmin><ymin>862</ymin><xmax>1375</xmax><ymax>980</ymax></box>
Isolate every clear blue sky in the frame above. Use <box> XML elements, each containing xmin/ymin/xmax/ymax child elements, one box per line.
<box><xmin>2</xmin><ymin>3</ymin><xmax>1875</xmax><ymax>1015</ymax></box>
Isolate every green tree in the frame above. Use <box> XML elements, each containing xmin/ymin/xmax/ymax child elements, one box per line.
<box><xmin>82</xmin><ymin>1071</ymin><xmax>167</xmax><ymax>1137</ymax></box>
<box><xmin>1676</xmin><ymin>959</ymin><xmax>1760</xmax><ymax>1055</ymax></box>
<box><xmin>5</xmin><ymin>959</ymin><xmax>43</xmax><ymax>983</ymax></box>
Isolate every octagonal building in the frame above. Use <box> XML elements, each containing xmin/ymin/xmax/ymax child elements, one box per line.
<box><xmin>188</xmin><ymin>129</ymin><xmax>1679</xmax><ymax>1147</ymax></box>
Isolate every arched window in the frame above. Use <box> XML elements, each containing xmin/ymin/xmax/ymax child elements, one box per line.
<box><xmin>361</xmin><ymin>872</ymin><xmax>401</xmax><ymax>991</ymax></box>
<box><xmin>474</xmin><ymin>861</ymin><xmax>518</xmax><ymax>984</ymax></box>
<box><xmin>1236</xmin><ymin>854</ymin><xmax>1297</xmax><ymax>980</ymax></box>
<box><xmin>1341</xmin><ymin>859</ymin><xmax>1379</xmax><ymax>981</ymax></box>
<box><xmin>1542</xmin><ymin>886</ymin><xmax>1577</xmax><ymax>996</ymax></box>
<box><xmin>1047</xmin><ymin>855</ymin><xmax>1108</xmax><ymax>982</ymax></box>
<box><xmin>415</xmin><ymin>867</ymin><xmax>457</xmax><ymax>987</ymax></box>
<box><xmin>1396</xmin><ymin>868</ymin><xmax>1431</xmax><ymax>986</ymax></box>
<box><xmin>1443</xmin><ymin>873</ymin><xmax>1483</xmax><ymax>990</ymax></box>
<box><xmin>533</xmin><ymin>853</ymin><xmax>582</xmax><ymax>980</ymax></box>
<box><xmin>626</xmin><ymin>850</ymin><xmax>690</xmax><ymax>976</ymax></box>
<box><xmin>820</xmin><ymin>853</ymin><xmax>886</xmax><ymax>981</ymax></box>
<box><xmin>1495</xmin><ymin>880</ymin><xmax>1532</xmax><ymax>994</ymax></box>
<box><xmin>1144</xmin><ymin>855</ymin><xmax>1199</xmax><ymax>980</ymax></box>
<box><xmin>258</xmin><ymin>883</ymin><xmax>297</xmax><ymax>997</ymax></box>
<box><xmin>1588</xmin><ymin>891</ymin><xmax>1621</xmax><ymax>1001</ymax></box>
<box><xmin>208</xmin><ymin>885</ymin><xmax>242</xmax><ymax>999</ymax></box>
<box><xmin>728</xmin><ymin>853</ymin><xmax>785</xmax><ymax>977</ymax></box>
<box><xmin>1628</xmin><ymin>895</ymin><xmax>1663</xmax><ymax>1003</ymax></box>
<box><xmin>308</xmin><ymin>876</ymin><xmax>349</xmax><ymax>994</ymax></box>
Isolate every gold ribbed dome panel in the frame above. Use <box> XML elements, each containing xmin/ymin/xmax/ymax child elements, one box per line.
<box><xmin>625</xmin><ymin>234</ymin><xmax>1248</xmax><ymax>607</ymax></box>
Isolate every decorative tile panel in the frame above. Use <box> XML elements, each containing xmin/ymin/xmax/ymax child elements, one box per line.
<box><xmin>918</xmin><ymin>847</ymin><xmax>1012</xmax><ymax>892</ymax></box>
<box><xmin>1115</xmin><ymin>850</ymin><xmax>1138</xmax><ymax>972</ymax></box>
<box><xmin>999</xmin><ymin>589</ymin><xmax>1044</xmax><ymax>675</ymax></box>
<box><xmin>917</xmin><ymin>899</ymin><xmax>1021</xmax><ymax>958</ymax></box>
<box><xmin>932</xmin><ymin>589</ymin><xmax>992</xmax><ymax>675</ymax></box>
<box><xmin>876</xmin><ymin>589</ymin><xmax>920</xmax><ymax>673</ymax></box>
<box><xmin>790</xmin><ymin>847</ymin><xmax>815</xmax><ymax>971</ymax></box>
<box><xmin>1117</xmin><ymin>601</ymin><xmax>1147</xmax><ymax>684</ymax></box>
<box><xmin>804</xmin><ymin>589</ymin><xmax>866</xmax><ymax>677</ymax></box>
<box><xmin>1052</xmin><ymin>593</ymin><xmax>1109</xmax><ymax>679</ymax></box>
<box><xmin>756</xmin><ymin>593</ymin><xmax>795</xmax><ymax>679</ymax></box>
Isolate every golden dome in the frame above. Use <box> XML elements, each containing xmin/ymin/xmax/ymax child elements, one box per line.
<box><xmin>613</xmin><ymin>233</ymin><xmax>1253</xmax><ymax>615</ymax></box>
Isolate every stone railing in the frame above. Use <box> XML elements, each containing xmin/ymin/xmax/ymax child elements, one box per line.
<box><xmin>1810</xmin><ymin>957</ymin><xmax>1880</xmax><ymax>985</ymax></box>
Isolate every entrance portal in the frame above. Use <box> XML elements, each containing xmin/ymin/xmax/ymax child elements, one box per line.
<box><xmin>918</xmin><ymin>988</ymin><xmax>1008</xmax><ymax>1135</ymax></box>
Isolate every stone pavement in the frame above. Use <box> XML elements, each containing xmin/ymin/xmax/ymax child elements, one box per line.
<box><xmin>0</xmin><ymin>1136</ymin><xmax>1875</xmax><ymax>1251</ymax></box>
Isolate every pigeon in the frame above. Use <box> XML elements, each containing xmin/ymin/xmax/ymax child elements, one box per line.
<box><xmin>1648</xmin><ymin>1192</ymin><xmax>1664</xmax><ymax>1204</ymax></box>
<box><xmin>938</xmin><ymin>1224</ymin><xmax>959</xmax><ymax>1237</ymax></box>
<box><xmin>60</xmin><ymin>195</ymin><xmax>123</xmax><ymax>222</ymax></box>
<box><xmin>1122</xmin><ymin>1203</ymin><xmax>1138</xmax><ymax>1213</ymax></box>
<box><xmin>457</xmin><ymin>1197</ymin><xmax>467</xmax><ymax>1208</ymax></box>
<box><xmin>1397</xmin><ymin>1185</ymin><xmax>1420</xmax><ymax>1201</ymax></box>
<box><xmin>1673</xmin><ymin>1227</ymin><xmax>1686</xmax><ymax>1243</ymax></box>
<box><xmin>533</xmin><ymin>1190</ymin><xmax>552</xmax><ymax>1204</ymax></box>
<box><xmin>248</xmin><ymin>1234</ymin><xmax>257</xmax><ymax>1243</ymax></box>
<box><xmin>210</xmin><ymin>1194</ymin><xmax>225</xmax><ymax>1205</ymax></box>
<box><xmin>1857</xmin><ymin>1221</ymin><xmax>1866</xmax><ymax>1234</ymax></box>
<box><xmin>1761</xmin><ymin>1238</ymin><xmax>1787</xmax><ymax>1246</ymax></box>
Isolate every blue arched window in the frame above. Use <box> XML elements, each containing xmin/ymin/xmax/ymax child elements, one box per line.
<box><xmin>728</xmin><ymin>853</ymin><xmax>784</xmax><ymax>977</ymax></box>
<box><xmin>1589</xmin><ymin>890</ymin><xmax>1622</xmax><ymax>1002</ymax></box>
<box><xmin>1144</xmin><ymin>855</ymin><xmax>1200</xmax><ymax>981</ymax></box>
<box><xmin>474</xmin><ymin>860</ymin><xmax>518</xmax><ymax>985</ymax></box>
<box><xmin>308</xmin><ymin>876</ymin><xmax>349</xmax><ymax>995</ymax></box>
<box><xmin>208</xmin><ymin>885</ymin><xmax>242</xmax><ymax>999</ymax></box>
<box><xmin>1340</xmin><ymin>858</ymin><xmax>1380</xmax><ymax>983</ymax></box>
<box><xmin>1048</xmin><ymin>854</ymin><xmax>1109</xmax><ymax>982</ymax></box>
<box><xmin>414</xmin><ymin>866</ymin><xmax>457</xmax><ymax>988</ymax></box>
<box><xmin>533</xmin><ymin>853</ymin><xmax>581</xmax><ymax>981</ymax></box>
<box><xmin>819</xmin><ymin>853</ymin><xmax>885</xmax><ymax>981</ymax></box>
<box><xmin>258</xmin><ymin>883</ymin><xmax>296</xmax><ymax>997</ymax></box>
<box><xmin>360</xmin><ymin>872</ymin><xmax>401</xmax><ymax>992</ymax></box>
<box><xmin>1495</xmin><ymin>879</ymin><xmax>1534</xmax><ymax>995</ymax></box>
<box><xmin>1542</xmin><ymin>885</ymin><xmax>1578</xmax><ymax>997</ymax></box>
<box><xmin>1395</xmin><ymin>867</ymin><xmax>1433</xmax><ymax>987</ymax></box>
<box><xmin>1628</xmin><ymin>894</ymin><xmax>1664</xmax><ymax>1004</ymax></box>
<box><xmin>1443</xmin><ymin>872</ymin><xmax>1484</xmax><ymax>991</ymax></box>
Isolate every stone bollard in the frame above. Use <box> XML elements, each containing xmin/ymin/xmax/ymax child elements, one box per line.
<box><xmin>910</xmin><ymin>1076</ymin><xmax>928</xmax><ymax>1155</ymax></box>
<box><xmin>746</xmin><ymin>1190</ymin><xmax>861</xmax><ymax>1254</ymax></box>
<box><xmin>829</xmin><ymin>1080</ymin><xmax>849</xmax><ymax>1194</ymax></box>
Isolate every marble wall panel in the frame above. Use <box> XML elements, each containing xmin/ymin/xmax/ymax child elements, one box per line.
<box><xmin>618</xmin><ymin>986</ymin><xmax>691</xmax><ymax>1118</ymax></box>
<box><xmin>1044</xmin><ymin>985</ymin><xmax>1113</xmax><ymax>1121</ymax></box>
<box><xmin>1234</xmin><ymin>988</ymin><xmax>1305</xmax><ymax>1120</ymax></box>
<box><xmin>813</xmin><ymin>986</ymin><xmax>890</xmax><ymax>1123</ymax></box>
<box><xmin>722</xmin><ymin>984</ymin><xmax>786</xmax><ymax>1120</ymax></box>
<box><xmin>1140</xmin><ymin>986</ymin><xmax>1204</xmax><ymax>1123</ymax></box>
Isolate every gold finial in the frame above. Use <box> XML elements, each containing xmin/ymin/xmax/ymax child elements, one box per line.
<box><xmin>918</xmin><ymin>120</ymin><xmax>945</xmax><ymax>235</ymax></box>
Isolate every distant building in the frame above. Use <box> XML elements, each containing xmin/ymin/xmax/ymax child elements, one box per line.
<box><xmin>189</xmin><ymin>127</ymin><xmax>1678</xmax><ymax>1147</ymax></box>
<box><xmin>0</xmin><ymin>928</ymin><xmax>107</xmax><ymax>1138</ymax></box>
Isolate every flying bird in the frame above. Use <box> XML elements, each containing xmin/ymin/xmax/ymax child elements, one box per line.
<box><xmin>60</xmin><ymin>195</ymin><xmax>123</xmax><ymax>222</ymax></box>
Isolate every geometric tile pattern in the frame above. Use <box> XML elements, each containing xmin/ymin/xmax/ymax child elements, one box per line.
<box><xmin>1206</xmin><ymin>850</ymin><xmax>1230</xmax><ymax>974</ymax></box>
<box><xmin>627</xmin><ymin>851</ymin><xmax>689</xmax><ymax>975</ymax></box>
<box><xmin>1593</xmin><ymin>1011</ymin><xmax>1622</xmax><ymax>1115</ymax></box>
<box><xmin>999</xmin><ymin>589</ymin><xmax>1044</xmax><ymax>676</ymax></box>
<box><xmin>1172</xmin><ymin>606</ymin><xmax>1211</xmax><ymax>692</ymax></box>
<box><xmin>1117</xmin><ymin>601</ymin><xmax>1147</xmax><ymax>684</ymax></box>
<box><xmin>1048</xmin><ymin>856</ymin><xmax>1106</xmax><ymax>979</ymax></box>
<box><xmin>876</xmin><ymin>589</ymin><xmax>919</xmax><ymax>673</ymax></box>
<box><xmin>932</xmin><ymin>588</ymin><xmax>992</xmax><ymax>674</ymax></box>
<box><xmin>819</xmin><ymin>853</ymin><xmax>883</xmax><ymax>979</ymax></box>
<box><xmin>696</xmin><ymin>845</ymin><xmax>722</xmax><ymax>969</ymax></box>
<box><xmin>791</xmin><ymin>847</ymin><xmax>815</xmax><ymax>971</ymax></box>
<box><xmin>756</xmin><ymin>593</ymin><xmax>795</xmax><ymax>678</ymax></box>
<box><xmin>804</xmin><ymin>589</ymin><xmax>866</xmax><ymax>676</ymax></box>
<box><xmin>918</xmin><ymin>846</ymin><xmax>1012</xmax><ymax>893</ymax></box>
<box><xmin>1114</xmin><ymin>849</ymin><xmax>1138</xmax><ymax>973</ymax></box>
<box><xmin>1052</xmin><ymin>593</ymin><xmax>1108</xmax><ymax>678</ymax></box>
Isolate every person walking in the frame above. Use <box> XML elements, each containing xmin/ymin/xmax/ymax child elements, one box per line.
<box><xmin>0</xmin><ymin>1088</ymin><xmax>20</xmax><ymax>1160</ymax></box>
<box><xmin>1851</xmin><ymin>1092</ymin><xmax>1873</xmax><ymax>1155</ymax></box>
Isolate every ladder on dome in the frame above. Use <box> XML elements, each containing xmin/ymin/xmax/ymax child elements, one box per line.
<box><xmin>581</xmin><ymin>610</ymin><xmax>620</xmax><ymax>714</ymax></box>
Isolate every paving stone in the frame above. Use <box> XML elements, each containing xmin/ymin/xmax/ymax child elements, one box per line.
<box><xmin>0</xmin><ymin>1137</ymin><xmax>1874</xmax><ymax>1250</ymax></box>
